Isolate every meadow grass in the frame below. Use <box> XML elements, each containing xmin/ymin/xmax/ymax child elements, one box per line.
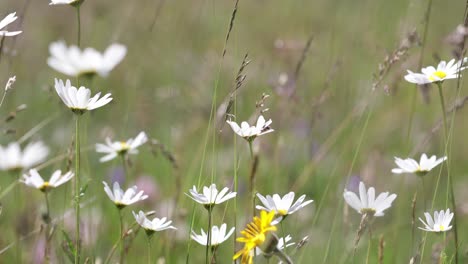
<box><xmin>0</xmin><ymin>0</ymin><xmax>467</xmax><ymax>263</ymax></box>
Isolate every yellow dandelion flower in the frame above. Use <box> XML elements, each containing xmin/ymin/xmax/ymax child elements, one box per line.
<box><xmin>233</xmin><ymin>210</ymin><xmax>277</xmax><ymax>264</ymax></box>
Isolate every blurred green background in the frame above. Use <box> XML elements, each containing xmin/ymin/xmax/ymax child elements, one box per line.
<box><xmin>0</xmin><ymin>0</ymin><xmax>467</xmax><ymax>263</ymax></box>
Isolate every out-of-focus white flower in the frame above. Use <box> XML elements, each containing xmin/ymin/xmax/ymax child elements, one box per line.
<box><xmin>191</xmin><ymin>223</ymin><xmax>235</xmax><ymax>247</ymax></box>
<box><xmin>132</xmin><ymin>210</ymin><xmax>176</xmax><ymax>235</ymax></box>
<box><xmin>49</xmin><ymin>0</ymin><xmax>83</xmax><ymax>6</ymax></box>
<box><xmin>0</xmin><ymin>141</ymin><xmax>49</xmax><ymax>171</ymax></box>
<box><xmin>226</xmin><ymin>115</ymin><xmax>274</xmax><ymax>141</ymax></box>
<box><xmin>256</xmin><ymin>192</ymin><xmax>313</xmax><ymax>224</ymax></box>
<box><xmin>54</xmin><ymin>79</ymin><xmax>112</xmax><ymax>114</ymax></box>
<box><xmin>4</xmin><ymin>76</ymin><xmax>16</xmax><ymax>91</ymax></box>
<box><xmin>48</xmin><ymin>41</ymin><xmax>126</xmax><ymax>77</ymax></box>
<box><xmin>95</xmin><ymin>132</ymin><xmax>148</xmax><ymax>162</ymax></box>
<box><xmin>21</xmin><ymin>169</ymin><xmax>73</xmax><ymax>192</ymax></box>
<box><xmin>404</xmin><ymin>58</ymin><xmax>468</xmax><ymax>85</ymax></box>
<box><xmin>343</xmin><ymin>181</ymin><xmax>397</xmax><ymax>217</ymax></box>
<box><xmin>419</xmin><ymin>209</ymin><xmax>454</xmax><ymax>232</ymax></box>
<box><xmin>252</xmin><ymin>235</ymin><xmax>295</xmax><ymax>256</ymax></box>
<box><xmin>187</xmin><ymin>184</ymin><xmax>236</xmax><ymax>209</ymax></box>
<box><xmin>0</xmin><ymin>12</ymin><xmax>22</xmax><ymax>37</ymax></box>
<box><xmin>103</xmin><ymin>181</ymin><xmax>148</xmax><ymax>209</ymax></box>
<box><xmin>392</xmin><ymin>154</ymin><xmax>447</xmax><ymax>176</ymax></box>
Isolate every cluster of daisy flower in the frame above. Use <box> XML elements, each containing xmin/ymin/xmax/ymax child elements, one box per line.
<box><xmin>0</xmin><ymin>1</ymin><xmax>464</xmax><ymax>263</ymax></box>
<box><xmin>0</xmin><ymin>2</ymin><xmax>175</xmax><ymax>263</ymax></box>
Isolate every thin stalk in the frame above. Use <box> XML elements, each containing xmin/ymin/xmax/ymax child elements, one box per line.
<box><xmin>410</xmin><ymin>191</ymin><xmax>417</xmax><ymax>255</ymax></box>
<box><xmin>210</xmin><ymin>246</ymin><xmax>217</xmax><ymax>264</ymax></box>
<box><xmin>0</xmin><ymin>180</ymin><xmax>17</xmax><ymax>200</ymax></box>
<box><xmin>436</xmin><ymin>83</ymin><xmax>458</xmax><ymax>263</ymax></box>
<box><xmin>273</xmin><ymin>248</ymin><xmax>293</xmax><ymax>264</ymax></box>
<box><xmin>44</xmin><ymin>192</ymin><xmax>51</xmax><ymax>264</ymax></box>
<box><xmin>248</xmin><ymin>140</ymin><xmax>255</xmax><ymax>217</ymax></box>
<box><xmin>104</xmin><ymin>221</ymin><xmax>139</xmax><ymax>264</ymax></box>
<box><xmin>147</xmin><ymin>236</ymin><xmax>152</xmax><ymax>264</ymax></box>
<box><xmin>420</xmin><ymin>177</ymin><xmax>427</xmax><ymax>210</ymax></box>
<box><xmin>119</xmin><ymin>209</ymin><xmax>124</xmax><ymax>264</ymax></box>
<box><xmin>0</xmin><ymin>89</ymin><xmax>8</xmax><ymax>109</ymax></box>
<box><xmin>74</xmin><ymin>115</ymin><xmax>81</xmax><ymax>264</ymax></box>
<box><xmin>365</xmin><ymin>231</ymin><xmax>372</xmax><ymax>264</ymax></box>
<box><xmin>76</xmin><ymin>6</ymin><xmax>81</xmax><ymax>48</ymax></box>
<box><xmin>280</xmin><ymin>221</ymin><xmax>287</xmax><ymax>254</ymax></box>
<box><xmin>14</xmin><ymin>171</ymin><xmax>24</xmax><ymax>262</ymax></box>
<box><xmin>75</xmin><ymin>6</ymin><xmax>81</xmax><ymax>87</ymax></box>
<box><xmin>205</xmin><ymin>209</ymin><xmax>212</xmax><ymax>264</ymax></box>
<box><xmin>121</xmin><ymin>154</ymin><xmax>129</xmax><ymax>180</ymax></box>
<box><xmin>13</xmin><ymin>172</ymin><xmax>21</xmax><ymax>263</ymax></box>
<box><xmin>437</xmin><ymin>84</ymin><xmax>448</xmax><ymax>138</ymax></box>
<box><xmin>45</xmin><ymin>192</ymin><xmax>50</xmax><ymax>220</ymax></box>
<box><xmin>233</xmin><ymin>100</ymin><xmax>238</xmax><ymax>256</ymax></box>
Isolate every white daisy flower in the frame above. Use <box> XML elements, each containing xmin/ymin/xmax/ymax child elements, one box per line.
<box><xmin>48</xmin><ymin>41</ymin><xmax>127</xmax><ymax>77</ymax></box>
<box><xmin>0</xmin><ymin>12</ymin><xmax>22</xmax><ymax>37</ymax></box>
<box><xmin>54</xmin><ymin>78</ymin><xmax>112</xmax><ymax>114</ymax></box>
<box><xmin>343</xmin><ymin>181</ymin><xmax>397</xmax><ymax>217</ymax></box>
<box><xmin>0</xmin><ymin>141</ymin><xmax>49</xmax><ymax>171</ymax></box>
<box><xmin>103</xmin><ymin>181</ymin><xmax>148</xmax><ymax>209</ymax></box>
<box><xmin>49</xmin><ymin>0</ymin><xmax>83</xmax><ymax>6</ymax></box>
<box><xmin>132</xmin><ymin>210</ymin><xmax>176</xmax><ymax>235</ymax></box>
<box><xmin>187</xmin><ymin>184</ymin><xmax>236</xmax><ymax>209</ymax></box>
<box><xmin>95</xmin><ymin>131</ymin><xmax>148</xmax><ymax>162</ymax></box>
<box><xmin>256</xmin><ymin>192</ymin><xmax>313</xmax><ymax>224</ymax></box>
<box><xmin>419</xmin><ymin>209</ymin><xmax>454</xmax><ymax>233</ymax></box>
<box><xmin>226</xmin><ymin>115</ymin><xmax>274</xmax><ymax>141</ymax></box>
<box><xmin>392</xmin><ymin>153</ymin><xmax>447</xmax><ymax>176</ymax></box>
<box><xmin>191</xmin><ymin>223</ymin><xmax>235</xmax><ymax>247</ymax></box>
<box><xmin>404</xmin><ymin>58</ymin><xmax>468</xmax><ymax>85</ymax></box>
<box><xmin>21</xmin><ymin>169</ymin><xmax>74</xmax><ymax>192</ymax></box>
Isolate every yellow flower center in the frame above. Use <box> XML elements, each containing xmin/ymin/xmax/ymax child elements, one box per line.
<box><xmin>115</xmin><ymin>201</ymin><xmax>126</xmax><ymax>209</ymax></box>
<box><xmin>439</xmin><ymin>225</ymin><xmax>445</xmax><ymax>231</ymax></box>
<box><xmin>277</xmin><ymin>209</ymin><xmax>288</xmax><ymax>216</ymax></box>
<box><xmin>40</xmin><ymin>182</ymin><xmax>51</xmax><ymax>192</ymax></box>
<box><xmin>429</xmin><ymin>71</ymin><xmax>447</xmax><ymax>81</ymax></box>
<box><xmin>120</xmin><ymin>141</ymin><xmax>130</xmax><ymax>150</ymax></box>
<box><xmin>360</xmin><ymin>208</ymin><xmax>376</xmax><ymax>215</ymax></box>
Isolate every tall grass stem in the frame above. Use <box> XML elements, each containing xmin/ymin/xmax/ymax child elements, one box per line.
<box><xmin>74</xmin><ymin>115</ymin><xmax>81</xmax><ymax>264</ymax></box>
<box><xmin>436</xmin><ymin>83</ymin><xmax>458</xmax><ymax>263</ymax></box>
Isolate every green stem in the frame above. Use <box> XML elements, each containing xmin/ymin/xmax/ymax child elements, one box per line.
<box><xmin>205</xmin><ymin>209</ymin><xmax>212</xmax><ymax>264</ymax></box>
<box><xmin>248</xmin><ymin>140</ymin><xmax>253</xmax><ymax>159</ymax></box>
<box><xmin>210</xmin><ymin>246</ymin><xmax>217</xmax><ymax>264</ymax></box>
<box><xmin>437</xmin><ymin>84</ymin><xmax>448</xmax><ymax>139</ymax></box>
<box><xmin>273</xmin><ymin>248</ymin><xmax>293</xmax><ymax>264</ymax></box>
<box><xmin>45</xmin><ymin>192</ymin><xmax>50</xmax><ymax>221</ymax></box>
<box><xmin>421</xmin><ymin>177</ymin><xmax>427</xmax><ymax>210</ymax></box>
<box><xmin>121</xmin><ymin>154</ymin><xmax>129</xmax><ymax>180</ymax></box>
<box><xmin>74</xmin><ymin>115</ymin><xmax>81</xmax><ymax>264</ymax></box>
<box><xmin>75</xmin><ymin>6</ymin><xmax>81</xmax><ymax>87</ymax></box>
<box><xmin>76</xmin><ymin>7</ymin><xmax>81</xmax><ymax>48</ymax></box>
<box><xmin>436</xmin><ymin>83</ymin><xmax>458</xmax><ymax>263</ymax></box>
<box><xmin>147</xmin><ymin>236</ymin><xmax>152</xmax><ymax>264</ymax></box>
<box><xmin>13</xmin><ymin>172</ymin><xmax>21</xmax><ymax>263</ymax></box>
<box><xmin>365</xmin><ymin>230</ymin><xmax>372</xmax><ymax>264</ymax></box>
<box><xmin>280</xmin><ymin>221</ymin><xmax>287</xmax><ymax>254</ymax></box>
<box><xmin>248</xmin><ymin>140</ymin><xmax>255</xmax><ymax>217</ymax></box>
<box><xmin>44</xmin><ymin>192</ymin><xmax>51</xmax><ymax>264</ymax></box>
<box><xmin>119</xmin><ymin>209</ymin><xmax>124</xmax><ymax>264</ymax></box>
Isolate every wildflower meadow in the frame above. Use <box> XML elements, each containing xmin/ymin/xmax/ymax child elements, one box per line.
<box><xmin>0</xmin><ymin>0</ymin><xmax>467</xmax><ymax>263</ymax></box>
